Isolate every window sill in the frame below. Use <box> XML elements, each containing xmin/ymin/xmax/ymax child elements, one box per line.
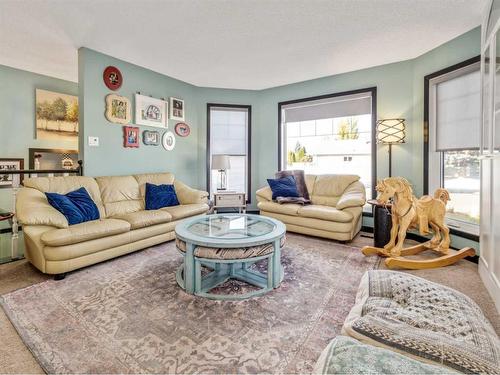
<box><xmin>449</xmin><ymin>228</ymin><xmax>479</xmax><ymax>242</ymax></box>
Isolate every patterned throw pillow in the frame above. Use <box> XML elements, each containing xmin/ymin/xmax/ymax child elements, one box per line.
<box><xmin>314</xmin><ymin>336</ymin><xmax>456</xmax><ymax>374</ymax></box>
<box><xmin>342</xmin><ymin>270</ymin><xmax>500</xmax><ymax>374</ymax></box>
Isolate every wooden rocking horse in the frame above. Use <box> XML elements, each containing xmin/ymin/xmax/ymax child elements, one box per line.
<box><xmin>362</xmin><ymin>177</ymin><xmax>475</xmax><ymax>269</ymax></box>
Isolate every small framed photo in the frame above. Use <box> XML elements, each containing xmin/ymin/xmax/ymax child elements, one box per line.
<box><xmin>105</xmin><ymin>94</ymin><xmax>131</xmax><ymax>124</ymax></box>
<box><xmin>169</xmin><ymin>97</ymin><xmax>185</xmax><ymax>121</ymax></box>
<box><xmin>135</xmin><ymin>94</ymin><xmax>167</xmax><ymax>128</ymax></box>
<box><xmin>0</xmin><ymin>158</ymin><xmax>24</xmax><ymax>188</ymax></box>
<box><xmin>143</xmin><ymin>130</ymin><xmax>160</xmax><ymax>146</ymax></box>
<box><xmin>123</xmin><ymin>126</ymin><xmax>140</xmax><ymax>148</ymax></box>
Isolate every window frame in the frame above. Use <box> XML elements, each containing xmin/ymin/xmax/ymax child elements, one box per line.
<box><xmin>277</xmin><ymin>87</ymin><xmax>378</xmax><ymax>211</ymax></box>
<box><xmin>423</xmin><ymin>55</ymin><xmax>481</xmax><ymax>241</ymax></box>
<box><xmin>206</xmin><ymin>103</ymin><xmax>252</xmax><ymax>203</ymax></box>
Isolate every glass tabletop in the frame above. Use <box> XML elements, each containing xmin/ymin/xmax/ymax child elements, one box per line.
<box><xmin>186</xmin><ymin>215</ymin><xmax>275</xmax><ymax>239</ymax></box>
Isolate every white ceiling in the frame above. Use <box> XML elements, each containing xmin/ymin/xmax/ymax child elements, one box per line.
<box><xmin>0</xmin><ymin>0</ymin><xmax>487</xmax><ymax>90</ymax></box>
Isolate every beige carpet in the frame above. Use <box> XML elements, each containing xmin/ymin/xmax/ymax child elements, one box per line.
<box><xmin>0</xmin><ymin>232</ymin><xmax>498</xmax><ymax>374</ymax></box>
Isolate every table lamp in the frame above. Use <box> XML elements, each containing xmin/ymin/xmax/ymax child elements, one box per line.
<box><xmin>211</xmin><ymin>154</ymin><xmax>231</xmax><ymax>191</ymax></box>
<box><xmin>376</xmin><ymin>119</ymin><xmax>406</xmax><ymax>177</ymax></box>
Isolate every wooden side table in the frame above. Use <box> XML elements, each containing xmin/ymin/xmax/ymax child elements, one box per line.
<box><xmin>213</xmin><ymin>192</ymin><xmax>246</xmax><ymax>213</ymax></box>
<box><xmin>367</xmin><ymin>199</ymin><xmax>393</xmax><ymax>248</ymax></box>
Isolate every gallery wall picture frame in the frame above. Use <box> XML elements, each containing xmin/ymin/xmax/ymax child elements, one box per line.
<box><xmin>135</xmin><ymin>94</ymin><xmax>168</xmax><ymax>128</ymax></box>
<box><xmin>174</xmin><ymin>122</ymin><xmax>190</xmax><ymax>137</ymax></box>
<box><xmin>35</xmin><ymin>89</ymin><xmax>79</xmax><ymax>147</ymax></box>
<box><xmin>169</xmin><ymin>97</ymin><xmax>185</xmax><ymax>121</ymax></box>
<box><xmin>162</xmin><ymin>131</ymin><xmax>176</xmax><ymax>151</ymax></box>
<box><xmin>105</xmin><ymin>94</ymin><xmax>131</xmax><ymax>124</ymax></box>
<box><xmin>143</xmin><ymin>130</ymin><xmax>160</xmax><ymax>146</ymax></box>
<box><xmin>123</xmin><ymin>126</ymin><xmax>140</xmax><ymax>148</ymax></box>
<box><xmin>103</xmin><ymin>66</ymin><xmax>123</xmax><ymax>91</ymax></box>
<box><xmin>0</xmin><ymin>158</ymin><xmax>24</xmax><ymax>188</ymax></box>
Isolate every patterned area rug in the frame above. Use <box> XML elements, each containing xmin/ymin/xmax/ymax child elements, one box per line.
<box><xmin>1</xmin><ymin>234</ymin><xmax>379</xmax><ymax>374</ymax></box>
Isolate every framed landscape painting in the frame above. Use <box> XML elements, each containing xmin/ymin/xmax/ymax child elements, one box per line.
<box><xmin>36</xmin><ymin>89</ymin><xmax>78</xmax><ymax>147</ymax></box>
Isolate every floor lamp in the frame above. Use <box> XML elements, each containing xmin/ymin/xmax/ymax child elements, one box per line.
<box><xmin>376</xmin><ymin>119</ymin><xmax>406</xmax><ymax>177</ymax></box>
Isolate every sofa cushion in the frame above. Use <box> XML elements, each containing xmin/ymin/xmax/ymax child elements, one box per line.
<box><xmin>298</xmin><ymin>205</ymin><xmax>353</xmax><ymax>223</ymax></box>
<box><xmin>275</xmin><ymin>170</ymin><xmax>310</xmax><ymax>200</ymax></box>
<box><xmin>145</xmin><ymin>183</ymin><xmax>179</xmax><ymax>210</ymax></box>
<box><xmin>257</xmin><ymin>201</ymin><xmax>302</xmax><ymax>216</ymax></box>
<box><xmin>312</xmin><ymin>174</ymin><xmax>360</xmax><ymax>197</ymax></box>
<box><xmin>343</xmin><ymin>270</ymin><xmax>500</xmax><ymax>374</ymax></box>
<box><xmin>267</xmin><ymin>175</ymin><xmax>300</xmax><ymax>200</ymax></box>
<box><xmin>23</xmin><ymin>176</ymin><xmax>105</xmax><ymax>218</ymax></box>
<box><xmin>96</xmin><ymin>175</ymin><xmax>142</xmax><ymax>217</ymax></box>
<box><xmin>113</xmin><ymin>210</ymin><xmax>172</xmax><ymax>230</ymax></box>
<box><xmin>160</xmin><ymin>203</ymin><xmax>209</xmax><ymax>220</ymax></box>
<box><xmin>43</xmin><ymin>221</ymin><xmax>178</xmax><ymax>261</ymax></box>
<box><xmin>46</xmin><ymin>187</ymin><xmax>100</xmax><ymax>225</ymax></box>
<box><xmin>314</xmin><ymin>336</ymin><xmax>450</xmax><ymax>375</ymax></box>
<box><xmin>310</xmin><ymin>195</ymin><xmax>340</xmax><ymax>207</ymax></box>
<box><xmin>41</xmin><ymin>218</ymin><xmax>131</xmax><ymax>247</ymax></box>
<box><xmin>134</xmin><ymin>172</ymin><xmax>175</xmax><ymax>198</ymax></box>
<box><xmin>16</xmin><ymin>188</ymin><xmax>69</xmax><ymax>228</ymax></box>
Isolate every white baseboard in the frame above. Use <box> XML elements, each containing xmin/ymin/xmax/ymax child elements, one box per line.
<box><xmin>479</xmin><ymin>257</ymin><xmax>500</xmax><ymax>314</ymax></box>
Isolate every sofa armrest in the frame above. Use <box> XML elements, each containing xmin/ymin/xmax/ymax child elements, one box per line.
<box><xmin>256</xmin><ymin>186</ymin><xmax>272</xmax><ymax>203</ymax></box>
<box><xmin>16</xmin><ymin>187</ymin><xmax>68</xmax><ymax>228</ymax></box>
<box><xmin>174</xmin><ymin>180</ymin><xmax>209</xmax><ymax>205</ymax></box>
<box><xmin>336</xmin><ymin>181</ymin><xmax>366</xmax><ymax>210</ymax></box>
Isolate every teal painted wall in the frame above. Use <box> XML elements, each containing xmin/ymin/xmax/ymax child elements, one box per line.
<box><xmin>0</xmin><ymin>64</ymin><xmax>78</xmax><ymax>211</ymax></box>
<box><xmin>0</xmin><ymin>27</ymin><xmax>480</xmax><ymax>251</ymax></box>
<box><xmin>78</xmin><ymin>48</ymin><xmax>200</xmax><ymax>187</ymax></box>
<box><xmin>194</xmin><ymin>27</ymin><xmax>480</xmax><ymax>250</ymax></box>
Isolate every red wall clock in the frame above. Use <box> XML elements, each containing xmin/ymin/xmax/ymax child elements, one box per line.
<box><xmin>174</xmin><ymin>122</ymin><xmax>190</xmax><ymax>137</ymax></box>
<box><xmin>103</xmin><ymin>66</ymin><xmax>123</xmax><ymax>91</ymax></box>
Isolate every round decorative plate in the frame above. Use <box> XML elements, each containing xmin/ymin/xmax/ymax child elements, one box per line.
<box><xmin>174</xmin><ymin>122</ymin><xmax>190</xmax><ymax>137</ymax></box>
<box><xmin>103</xmin><ymin>66</ymin><xmax>123</xmax><ymax>90</ymax></box>
<box><xmin>162</xmin><ymin>131</ymin><xmax>176</xmax><ymax>151</ymax></box>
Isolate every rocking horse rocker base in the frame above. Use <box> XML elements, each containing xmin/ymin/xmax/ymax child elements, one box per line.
<box><xmin>362</xmin><ymin>242</ymin><xmax>476</xmax><ymax>270</ymax></box>
<box><xmin>363</xmin><ymin>177</ymin><xmax>476</xmax><ymax>270</ymax></box>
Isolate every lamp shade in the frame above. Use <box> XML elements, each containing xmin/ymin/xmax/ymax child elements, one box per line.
<box><xmin>376</xmin><ymin>119</ymin><xmax>406</xmax><ymax>144</ymax></box>
<box><xmin>211</xmin><ymin>154</ymin><xmax>231</xmax><ymax>170</ymax></box>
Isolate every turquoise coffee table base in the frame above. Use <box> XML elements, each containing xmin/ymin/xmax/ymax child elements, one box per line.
<box><xmin>175</xmin><ymin>251</ymin><xmax>285</xmax><ymax>300</ymax></box>
<box><xmin>174</xmin><ymin>214</ymin><xmax>286</xmax><ymax>300</ymax></box>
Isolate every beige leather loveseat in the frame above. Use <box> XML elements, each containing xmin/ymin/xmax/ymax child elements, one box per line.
<box><xmin>16</xmin><ymin>172</ymin><xmax>209</xmax><ymax>277</ymax></box>
<box><xmin>256</xmin><ymin>174</ymin><xmax>366</xmax><ymax>241</ymax></box>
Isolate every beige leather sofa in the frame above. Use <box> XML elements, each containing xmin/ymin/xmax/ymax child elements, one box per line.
<box><xmin>256</xmin><ymin>174</ymin><xmax>366</xmax><ymax>241</ymax></box>
<box><xmin>16</xmin><ymin>172</ymin><xmax>209</xmax><ymax>277</ymax></box>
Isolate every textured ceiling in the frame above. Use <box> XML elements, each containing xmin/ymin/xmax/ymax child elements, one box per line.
<box><xmin>0</xmin><ymin>0</ymin><xmax>487</xmax><ymax>89</ymax></box>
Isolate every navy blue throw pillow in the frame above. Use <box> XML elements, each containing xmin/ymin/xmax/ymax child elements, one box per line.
<box><xmin>267</xmin><ymin>175</ymin><xmax>300</xmax><ymax>200</ymax></box>
<box><xmin>46</xmin><ymin>187</ymin><xmax>100</xmax><ymax>226</ymax></box>
<box><xmin>145</xmin><ymin>183</ymin><xmax>180</xmax><ymax>210</ymax></box>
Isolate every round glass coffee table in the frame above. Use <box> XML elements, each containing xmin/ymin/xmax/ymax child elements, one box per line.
<box><xmin>175</xmin><ymin>214</ymin><xmax>286</xmax><ymax>300</ymax></box>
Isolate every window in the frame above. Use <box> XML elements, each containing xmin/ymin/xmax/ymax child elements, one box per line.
<box><xmin>207</xmin><ymin>104</ymin><xmax>251</xmax><ymax>200</ymax></box>
<box><xmin>427</xmin><ymin>59</ymin><xmax>480</xmax><ymax>236</ymax></box>
<box><xmin>279</xmin><ymin>89</ymin><xmax>377</xmax><ymax>206</ymax></box>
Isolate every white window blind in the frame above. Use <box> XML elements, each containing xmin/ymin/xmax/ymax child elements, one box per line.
<box><xmin>209</xmin><ymin>106</ymin><xmax>249</xmax><ymax>196</ymax></box>
<box><xmin>210</xmin><ymin>107</ymin><xmax>248</xmax><ymax>155</ymax></box>
<box><xmin>435</xmin><ymin>69</ymin><xmax>480</xmax><ymax>151</ymax></box>
<box><xmin>282</xmin><ymin>92</ymin><xmax>372</xmax><ymax>123</ymax></box>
